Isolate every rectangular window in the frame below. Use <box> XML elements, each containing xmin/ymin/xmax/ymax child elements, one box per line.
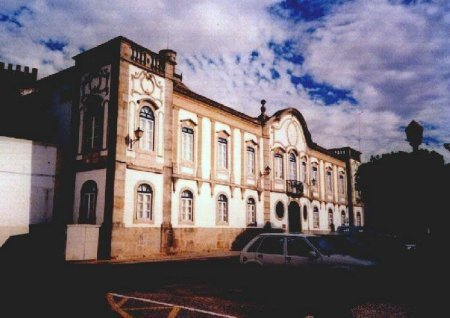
<box><xmin>218</xmin><ymin>201</ymin><xmax>228</xmax><ymax>222</ymax></box>
<box><xmin>313</xmin><ymin>211</ymin><xmax>320</xmax><ymax>229</ymax></box>
<box><xmin>339</xmin><ymin>175</ymin><xmax>345</xmax><ymax>196</ymax></box>
<box><xmin>218</xmin><ymin>137</ymin><xmax>228</xmax><ymax>169</ymax></box>
<box><xmin>140</xmin><ymin>117</ymin><xmax>154</xmax><ymax>151</ymax></box>
<box><xmin>137</xmin><ymin>193</ymin><xmax>152</xmax><ymax>220</ymax></box>
<box><xmin>326</xmin><ymin>171</ymin><xmax>333</xmax><ymax>193</ymax></box>
<box><xmin>301</xmin><ymin>162</ymin><xmax>307</xmax><ymax>182</ymax></box>
<box><xmin>288</xmin><ymin>156</ymin><xmax>297</xmax><ymax>180</ymax></box>
<box><xmin>181</xmin><ymin>198</ymin><xmax>193</xmax><ymax>221</ymax></box>
<box><xmin>274</xmin><ymin>154</ymin><xmax>283</xmax><ymax>179</ymax></box>
<box><xmin>311</xmin><ymin>166</ymin><xmax>318</xmax><ymax>187</ymax></box>
<box><xmin>182</xmin><ymin>127</ymin><xmax>194</xmax><ymax>161</ymax></box>
<box><xmin>246</xmin><ymin>147</ymin><xmax>255</xmax><ymax>175</ymax></box>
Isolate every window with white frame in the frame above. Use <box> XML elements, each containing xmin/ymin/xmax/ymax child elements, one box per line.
<box><xmin>83</xmin><ymin>97</ymin><xmax>103</xmax><ymax>152</ymax></box>
<box><xmin>326</xmin><ymin>169</ymin><xmax>333</xmax><ymax>194</ymax></box>
<box><xmin>217</xmin><ymin>194</ymin><xmax>228</xmax><ymax>223</ymax></box>
<box><xmin>136</xmin><ymin>183</ymin><xmax>153</xmax><ymax>221</ymax></box>
<box><xmin>139</xmin><ymin>106</ymin><xmax>155</xmax><ymax>151</ymax></box>
<box><xmin>339</xmin><ymin>174</ymin><xmax>345</xmax><ymax>196</ymax></box>
<box><xmin>313</xmin><ymin>206</ymin><xmax>320</xmax><ymax>229</ymax></box>
<box><xmin>288</xmin><ymin>152</ymin><xmax>297</xmax><ymax>180</ymax></box>
<box><xmin>341</xmin><ymin>210</ymin><xmax>346</xmax><ymax>225</ymax></box>
<box><xmin>301</xmin><ymin>160</ymin><xmax>307</xmax><ymax>182</ymax></box>
<box><xmin>356</xmin><ymin>212</ymin><xmax>362</xmax><ymax>226</ymax></box>
<box><xmin>218</xmin><ymin>137</ymin><xmax>228</xmax><ymax>169</ymax></box>
<box><xmin>79</xmin><ymin>180</ymin><xmax>97</xmax><ymax>224</ymax></box>
<box><xmin>311</xmin><ymin>164</ymin><xmax>318</xmax><ymax>188</ymax></box>
<box><xmin>274</xmin><ymin>154</ymin><xmax>283</xmax><ymax>179</ymax></box>
<box><xmin>246</xmin><ymin>146</ymin><xmax>255</xmax><ymax>175</ymax></box>
<box><xmin>328</xmin><ymin>209</ymin><xmax>334</xmax><ymax>230</ymax></box>
<box><xmin>247</xmin><ymin>197</ymin><xmax>256</xmax><ymax>225</ymax></box>
<box><xmin>180</xmin><ymin>190</ymin><xmax>194</xmax><ymax>222</ymax></box>
<box><xmin>182</xmin><ymin>127</ymin><xmax>194</xmax><ymax>161</ymax></box>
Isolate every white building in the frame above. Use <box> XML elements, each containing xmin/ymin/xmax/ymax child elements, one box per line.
<box><xmin>0</xmin><ymin>137</ymin><xmax>57</xmax><ymax>246</ymax></box>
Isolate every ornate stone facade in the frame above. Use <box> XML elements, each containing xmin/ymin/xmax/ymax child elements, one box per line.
<box><xmin>51</xmin><ymin>36</ymin><xmax>364</xmax><ymax>259</ymax></box>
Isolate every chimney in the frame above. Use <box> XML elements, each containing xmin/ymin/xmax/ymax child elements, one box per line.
<box><xmin>159</xmin><ymin>49</ymin><xmax>177</xmax><ymax>79</ymax></box>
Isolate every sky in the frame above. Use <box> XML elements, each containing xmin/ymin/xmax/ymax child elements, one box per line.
<box><xmin>1</xmin><ymin>0</ymin><xmax>449</xmax><ymax>162</ymax></box>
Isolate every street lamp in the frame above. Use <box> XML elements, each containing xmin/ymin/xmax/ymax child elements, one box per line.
<box><xmin>260</xmin><ymin>165</ymin><xmax>271</xmax><ymax>177</ymax></box>
<box><xmin>126</xmin><ymin>127</ymin><xmax>144</xmax><ymax>149</ymax></box>
<box><xmin>405</xmin><ymin>120</ymin><xmax>423</xmax><ymax>153</ymax></box>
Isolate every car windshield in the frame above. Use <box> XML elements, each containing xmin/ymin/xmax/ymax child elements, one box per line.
<box><xmin>307</xmin><ymin>236</ymin><xmax>346</xmax><ymax>255</ymax></box>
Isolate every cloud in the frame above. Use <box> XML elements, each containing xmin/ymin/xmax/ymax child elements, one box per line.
<box><xmin>0</xmin><ymin>0</ymin><xmax>448</xmax><ymax>162</ymax></box>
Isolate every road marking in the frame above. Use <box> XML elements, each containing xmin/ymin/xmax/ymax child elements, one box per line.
<box><xmin>125</xmin><ymin>306</ymin><xmax>172</xmax><ymax>311</ymax></box>
<box><xmin>106</xmin><ymin>293</ymin><xmax>132</xmax><ymax>318</ymax></box>
<box><xmin>109</xmin><ymin>292</ymin><xmax>238</xmax><ymax>318</ymax></box>
<box><xmin>167</xmin><ymin>306</ymin><xmax>181</xmax><ymax>318</ymax></box>
<box><xmin>117</xmin><ymin>297</ymin><xmax>129</xmax><ymax>307</ymax></box>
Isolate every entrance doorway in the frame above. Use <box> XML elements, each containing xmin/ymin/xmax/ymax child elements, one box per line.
<box><xmin>288</xmin><ymin>201</ymin><xmax>301</xmax><ymax>233</ymax></box>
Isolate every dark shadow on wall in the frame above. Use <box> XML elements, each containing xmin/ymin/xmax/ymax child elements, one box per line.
<box><xmin>231</xmin><ymin>222</ymin><xmax>284</xmax><ymax>251</ymax></box>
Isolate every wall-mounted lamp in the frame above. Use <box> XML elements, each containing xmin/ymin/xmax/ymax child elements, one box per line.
<box><xmin>260</xmin><ymin>165</ymin><xmax>271</xmax><ymax>177</ymax></box>
<box><xmin>126</xmin><ymin>127</ymin><xmax>144</xmax><ymax>149</ymax></box>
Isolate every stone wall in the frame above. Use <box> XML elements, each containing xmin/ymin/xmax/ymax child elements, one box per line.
<box><xmin>172</xmin><ymin>227</ymin><xmax>245</xmax><ymax>253</ymax></box>
<box><xmin>110</xmin><ymin>225</ymin><xmax>161</xmax><ymax>259</ymax></box>
<box><xmin>110</xmin><ymin>225</ymin><xmax>245</xmax><ymax>258</ymax></box>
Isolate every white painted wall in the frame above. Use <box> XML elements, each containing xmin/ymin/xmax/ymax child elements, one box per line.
<box><xmin>0</xmin><ymin>137</ymin><xmax>57</xmax><ymax>245</ymax></box>
<box><xmin>73</xmin><ymin>169</ymin><xmax>106</xmax><ymax>225</ymax></box>
<box><xmin>170</xmin><ymin>180</ymin><xmax>263</xmax><ymax>229</ymax></box>
<box><xmin>123</xmin><ymin>168</ymin><xmax>164</xmax><ymax>227</ymax></box>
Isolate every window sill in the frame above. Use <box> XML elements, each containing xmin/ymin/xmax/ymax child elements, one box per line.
<box><xmin>134</xmin><ymin>219</ymin><xmax>155</xmax><ymax>224</ymax></box>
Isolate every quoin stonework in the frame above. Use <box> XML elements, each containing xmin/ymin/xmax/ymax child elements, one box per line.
<box><xmin>0</xmin><ymin>37</ymin><xmax>364</xmax><ymax>260</ymax></box>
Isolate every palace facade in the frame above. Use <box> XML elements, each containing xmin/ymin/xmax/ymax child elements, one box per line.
<box><xmin>1</xmin><ymin>36</ymin><xmax>363</xmax><ymax>259</ymax></box>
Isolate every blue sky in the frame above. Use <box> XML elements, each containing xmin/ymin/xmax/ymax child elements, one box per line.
<box><xmin>1</xmin><ymin>0</ymin><xmax>449</xmax><ymax>162</ymax></box>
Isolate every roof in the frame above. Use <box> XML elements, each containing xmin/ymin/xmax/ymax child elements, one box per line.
<box><xmin>173</xmin><ymin>81</ymin><xmax>259</xmax><ymax>125</ymax></box>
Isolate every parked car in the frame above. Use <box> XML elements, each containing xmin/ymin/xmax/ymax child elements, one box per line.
<box><xmin>239</xmin><ymin>233</ymin><xmax>376</xmax><ymax>271</ymax></box>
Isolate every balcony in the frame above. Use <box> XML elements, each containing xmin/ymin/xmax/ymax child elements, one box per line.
<box><xmin>286</xmin><ymin>180</ymin><xmax>304</xmax><ymax>198</ymax></box>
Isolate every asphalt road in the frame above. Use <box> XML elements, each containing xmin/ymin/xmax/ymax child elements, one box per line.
<box><xmin>0</xmin><ymin>255</ymin><xmax>434</xmax><ymax>318</ymax></box>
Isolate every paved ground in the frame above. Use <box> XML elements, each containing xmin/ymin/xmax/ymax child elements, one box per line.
<box><xmin>0</xmin><ymin>252</ymin><xmax>436</xmax><ymax>318</ymax></box>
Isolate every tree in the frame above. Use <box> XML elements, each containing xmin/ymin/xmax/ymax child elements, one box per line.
<box><xmin>356</xmin><ymin>149</ymin><xmax>446</xmax><ymax>242</ymax></box>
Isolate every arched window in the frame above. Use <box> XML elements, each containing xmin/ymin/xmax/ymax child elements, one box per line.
<box><xmin>288</xmin><ymin>152</ymin><xmax>297</xmax><ymax>180</ymax></box>
<box><xmin>217</xmin><ymin>194</ymin><xmax>228</xmax><ymax>223</ymax></box>
<box><xmin>356</xmin><ymin>212</ymin><xmax>362</xmax><ymax>226</ymax></box>
<box><xmin>341</xmin><ymin>210</ymin><xmax>346</xmax><ymax>226</ymax></box>
<box><xmin>136</xmin><ymin>183</ymin><xmax>153</xmax><ymax>221</ymax></box>
<box><xmin>328</xmin><ymin>209</ymin><xmax>334</xmax><ymax>231</ymax></box>
<box><xmin>313</xmin><ymin>206</ymin><xmax>320</xmax><ymax>229</ymax></box>
<box><xmin>83</xmin><ymin>97</ymin><xmax>103</xmax><ymax>152</ymax></box>
<box><xmin>274</xmin><ymin>154</ymin><xmax>284</xmax><ymax>179</ymax></box>
<box><xmin>247</xmin><ymin>197</ymin><xmax>256</xmax><ymax>226</ymax></box>
<box><xmin>139</xmin><ymin>106</ymin><xmax>155</xmax><ymax>151</ymax></box>
<box><xmin>275</xmin><ymin>201</ymin><xmax>285</xmax><ymax>219</ymax></box>
<box><xmin>79</xmin><ymin>180</ymin><xmax>97</xmax><ymax>224</ymax></box>
<box><xmin>180</xmin><ymin>190</ymin><xmax>194</xmax><ymax>222</ymax></box>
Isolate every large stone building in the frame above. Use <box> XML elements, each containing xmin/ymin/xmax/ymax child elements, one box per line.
<box><xmin>1</xmin><ymin>36</ymin><xmax>364</xmax><ymax>259</ymax></box>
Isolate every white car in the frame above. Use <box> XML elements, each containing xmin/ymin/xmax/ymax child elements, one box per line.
<box><xmin>239</xmin><ymin>233</ymin><xmax>375</xmax><ymax>270</ymax></box>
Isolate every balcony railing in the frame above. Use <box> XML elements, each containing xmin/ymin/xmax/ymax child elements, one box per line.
<box><xmin>130</xmin><ymin>45</ymin><xmax>165</xmax><ymax>74</ymax></box>
<box><xmin>286</xmin><ymin>180</ymin><xmax>304</xmax><ymax>198</ymax></box>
